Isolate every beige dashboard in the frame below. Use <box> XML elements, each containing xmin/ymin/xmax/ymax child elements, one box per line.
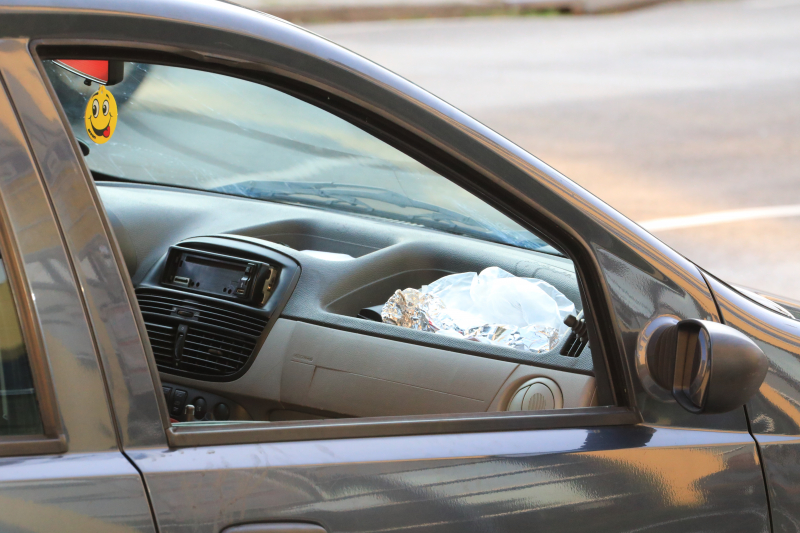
<box><xmin>167</xmin><ymin>318</ymin><xmax>597</xmax><ymax>419</ymax></box>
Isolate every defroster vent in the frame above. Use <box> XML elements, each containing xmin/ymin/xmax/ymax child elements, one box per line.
<box><xmin>135</xmin><ymin>288</ymin><xmax>268</xmax><ymax>378</ymax></box>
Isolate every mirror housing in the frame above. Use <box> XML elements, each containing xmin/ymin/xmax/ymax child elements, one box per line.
<box><xmin>638</xmin><ymin>317</ymin><xmax>768</xmax><ymax>414</ymax></box>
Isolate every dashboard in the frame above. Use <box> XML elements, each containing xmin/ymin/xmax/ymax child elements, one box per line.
<box><xmin>99</xmin><ymin>182</ymin><xmax>598</xmax><ymax>423</ymax></box>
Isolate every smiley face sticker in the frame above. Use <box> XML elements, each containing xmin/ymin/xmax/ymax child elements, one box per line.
<box><xmin>84</xmin><ymin>85</ymin><xmax>118</xmax><ymax>144</ymax></box>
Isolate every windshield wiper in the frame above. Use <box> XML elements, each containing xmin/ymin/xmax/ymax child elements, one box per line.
<box><xmin>213</xmin><ymin>180</ymin><xmax>560</xmax><ymax>254</ymax></box>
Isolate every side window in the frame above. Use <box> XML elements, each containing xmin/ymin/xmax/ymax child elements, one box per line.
<box><xmin>0</xmin><ymin>256</ymin><xmax>42</xmax><ymax>436</ymax></box>
<box><xmin>45</xmin><ymin>61</ymin><xmax>554</xmax><ymax>254</ymax></box>
<box><xmin>44</xmin><ymin>59</ymin><xmax>604</xmax><ymax>430</ymax></box>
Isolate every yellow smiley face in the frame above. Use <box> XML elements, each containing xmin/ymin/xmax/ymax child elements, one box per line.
<box><xmin>84</xmin><ymin>85</ymin><xmax>118</xmax><ymax>144</ymax></box>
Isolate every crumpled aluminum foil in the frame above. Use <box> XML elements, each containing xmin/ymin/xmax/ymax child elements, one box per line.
<box><xmin>381</xmin><ymin>267</ymin><xmax>575</xmax><ymax>354</ymax></box>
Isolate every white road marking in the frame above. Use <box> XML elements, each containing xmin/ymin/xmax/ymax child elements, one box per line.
<box><xmin>640</xmin><ymin>204</ymin><xmax>800</xmax><ymax>231</ymax></box>
<box><xmin>743</xmin><ymin>0</ymin><xmax>800</xmax><ymax>9</ymax></box>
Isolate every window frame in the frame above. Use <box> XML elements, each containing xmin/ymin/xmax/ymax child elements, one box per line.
<box><xmin>32</xmin><ymin>40</ymin><xmax>638</xmax><ymax>448</ymax></box>
<box><xmin>0</xmin><ymin>79</ymin><xmax>64</xmax><ymax>456</ymax></box>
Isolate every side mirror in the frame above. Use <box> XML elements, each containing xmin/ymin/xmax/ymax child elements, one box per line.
<box><xmin>637</xmin><ymin>317</ymin><xmax>768</xmax><ymax>414</ymax></box>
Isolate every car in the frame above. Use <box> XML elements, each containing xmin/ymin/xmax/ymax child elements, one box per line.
<box><xmin>0</xmin><ymin>1</ymin><xmax>797</xmax><ymax>532</ymax></box>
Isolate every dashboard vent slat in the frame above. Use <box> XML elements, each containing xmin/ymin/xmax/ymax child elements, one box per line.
<box><xmin>136</xmin><ymin>292</ymin><xmax>267</xmax><ymax>329</ymax></box>
<box><xmin>195</xmin><ymin>314</ymin><xmax>264</xmax><ymax>337</ymax></box>
<box><xmin>184</xmin><ymin>337</ymin><xmax>253</xmax><ymax>359</ymax></box>
<box><xmin>135</xmin><ymin>288</ymin><xmax>267</xmax><ymax>378</ymax></box>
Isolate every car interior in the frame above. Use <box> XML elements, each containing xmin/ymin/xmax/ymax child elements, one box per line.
<box><xmin>42</xmin><ymin>58</ymin><xmax>605</xmax><ymax>426</ymax></box>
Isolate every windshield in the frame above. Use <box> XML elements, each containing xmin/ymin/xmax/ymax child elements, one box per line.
<box><xmin>45</xmin><ymin>60</ymin><xmax>556</xmax><ymax>253</ymax></box>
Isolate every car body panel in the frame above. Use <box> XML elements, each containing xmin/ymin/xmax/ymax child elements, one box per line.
<box><xmin>706</xmin><ymin>273</ymin><xmax>800</xmax><ymax>532</ymax></box>
<box><xmin>132</xmin><ymin>426</ymin><xmax>769</xmax><ymax>533</ymax></box>
<box><xmin>0</xmin><ymin>452</ymin><xmax>156</xmax><ymax>533</ymax></box>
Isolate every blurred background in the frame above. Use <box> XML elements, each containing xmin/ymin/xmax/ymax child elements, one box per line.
<box><xmin>243</xmin><ymin>0</ymin><xmax>800</xmax><ymax>299</ymax></box>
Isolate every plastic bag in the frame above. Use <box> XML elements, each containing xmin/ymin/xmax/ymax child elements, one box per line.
<box><xmin>381</xmin><ymin>267</ymin><xmax>575</xmax><ymax>353</ymax></box>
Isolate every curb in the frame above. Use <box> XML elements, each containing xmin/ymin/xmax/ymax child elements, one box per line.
<box><xmin>248</xmin><ymin>0</ymin><xmax>671</xmax><ymax>24</ymax></box>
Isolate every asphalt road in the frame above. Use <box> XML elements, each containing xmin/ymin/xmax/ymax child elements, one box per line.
<box><xmin>310</xmin><ymin>0</ymin><xmax>800</xmax><ymax>300</ymax></box>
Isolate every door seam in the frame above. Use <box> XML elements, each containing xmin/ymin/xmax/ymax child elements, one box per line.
<box><xmin>122</xmin><ymin>449</ymin><xmax>163</xmax><ymax>533</ymax></box>
<box><xmin>699</xmin><ymin>268</ymin><xmax>774</xmax><ymax>533</ymax></box>
<box><xmin>744</xmin><ymin>403</ymin><xmax>775</xmax><ymax>533</ymax></box>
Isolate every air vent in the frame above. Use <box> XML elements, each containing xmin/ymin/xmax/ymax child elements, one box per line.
<box><xmin>135</xmin><ymin>288</ymin><xmax>268</xmax><ymax>378</ymax></box>
<box><xmin>506</xmin><ymin>377</ymin><xmax>563</xmax><ymax>411</ymax></box>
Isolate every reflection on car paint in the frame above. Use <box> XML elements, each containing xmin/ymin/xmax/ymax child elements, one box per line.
<box><xmin>705</xmin><ymin>274</ymin><xmax>800</xmax><ymax>533</ymax></box>
<box><xmin>706</xmin><ymin>275</ymin><xmax>800</xmax><ymax>435</ymax></box>
<box><xmin>131</xmin><ymin>426</ymin><xmax>768</xmax><ymax>533</ymax></box>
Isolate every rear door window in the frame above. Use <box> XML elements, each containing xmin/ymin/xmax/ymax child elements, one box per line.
<box><xmin>0</xmin><ymin>255</ymin><xmax>42</xmax><ymax>436</ymax></box>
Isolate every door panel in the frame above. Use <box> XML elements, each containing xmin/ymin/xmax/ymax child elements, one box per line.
<box><xmin>0</xmin><ymin>451</ymin><xmax>156</xmax><ymax>533</ymax></box>
<box><xmin>131</xmin><ymin>425</ymin><xmax>769</xmax><ymax>533</ymax></box>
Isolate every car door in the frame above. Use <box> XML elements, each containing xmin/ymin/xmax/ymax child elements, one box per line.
<box><xmin>0</xmin><ymin>50</ymin><xmax>155</xmax><ymax>533</ymax></box>
<box><xmin>2</xmin><ymin>3</ymin><xmax>773</xmax><ymax>532</ymax></box>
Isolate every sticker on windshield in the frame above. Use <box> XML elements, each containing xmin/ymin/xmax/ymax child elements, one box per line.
<box><xmin>84</xmin><ymin>85</ymin><xmax>117</xmax><ymax>144</ymax></box>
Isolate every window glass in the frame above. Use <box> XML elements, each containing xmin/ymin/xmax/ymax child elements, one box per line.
<box><xmin>44</xmin><ymin>59</ymin><xmax>601</xmax><ymax>427</ymax></box>
<box><xmin>44</xmin><ymin>60</ymin><xmax>557</xmax><ymax>254</ymax></box>
<box><xmin>0</xmin><ymin>257</ymin><xmax>42</xmax><ymax>436</ymax></box>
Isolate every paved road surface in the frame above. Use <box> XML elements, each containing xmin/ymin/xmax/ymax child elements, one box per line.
<box><xmin>310</xmin><ymin>0</ymin><xmax>800</xmax><ymax>299</ymax></box>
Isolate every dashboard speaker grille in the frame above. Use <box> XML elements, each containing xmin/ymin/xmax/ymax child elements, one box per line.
<box><xmin>135</xmin><ymin>288</ymin><xmax>267</xmax><ymax>378</ymax></box>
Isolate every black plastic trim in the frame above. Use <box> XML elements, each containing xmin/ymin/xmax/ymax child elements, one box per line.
<box><xmin>137</xmin><ymin>236</ymin><xmax>301</xmax><ymax>382</ymax></box>
<box><xmin>168</xmin><ymin>406</ymin><xmax>640</xmax><ymax>447</ymax></box>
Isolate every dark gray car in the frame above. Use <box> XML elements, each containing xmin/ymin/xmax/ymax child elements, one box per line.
<box><xmin>0</xmin><ymin>1</ymin><xmax>798</xmax><ymax>532</ymax></box>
